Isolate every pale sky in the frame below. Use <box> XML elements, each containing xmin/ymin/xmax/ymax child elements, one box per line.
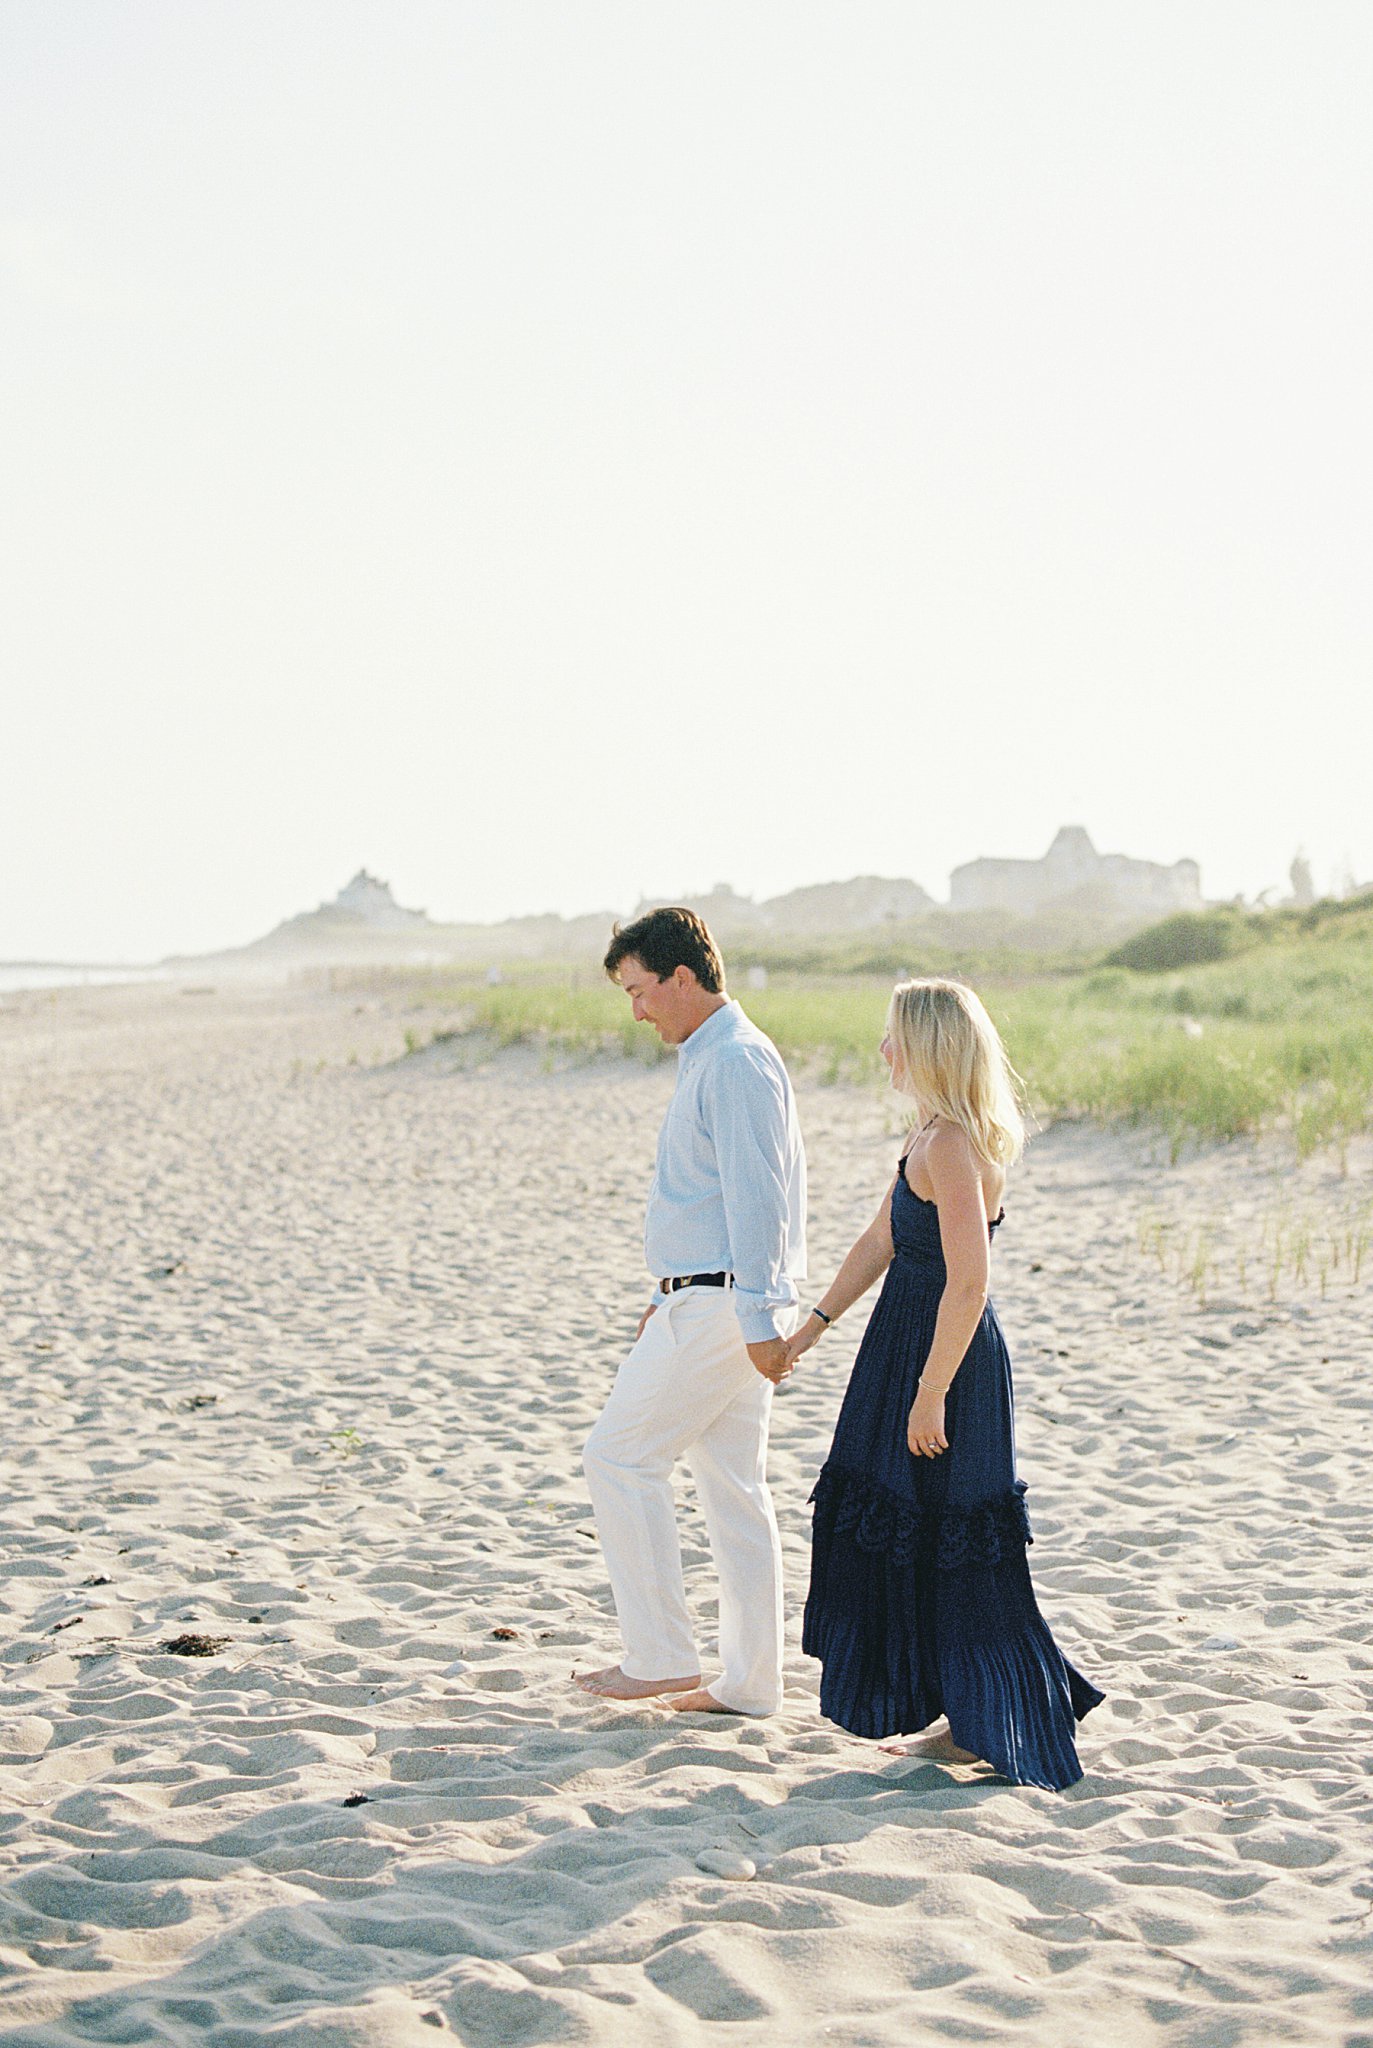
<box><xmin>3</xmin><ymin>2</ymin><xmax>1370</xmax><ymax>961</ymax></box>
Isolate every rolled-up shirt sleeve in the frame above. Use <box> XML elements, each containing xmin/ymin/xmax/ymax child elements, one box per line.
<box><xmin>706</xmin><ymin>1049</ymin><xmax>800</xmax><ymax>1343</ymax></box>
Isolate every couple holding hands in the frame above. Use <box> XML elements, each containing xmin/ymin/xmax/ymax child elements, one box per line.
<box><xmin>574</xmin><ymin>907</ymin><xmax>1101</xmax><ymax>1791</ymax></box>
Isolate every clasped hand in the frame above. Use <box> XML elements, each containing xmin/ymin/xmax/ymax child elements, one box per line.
<box><xmin>780</xmin><ymin>1312</ymin><xmax>827</xmax><ymax>1375</ymax></box>
<box><xmin>746</xmin><ymin>1337</ymin><xmax>792</xmax><ymax>1384</ymax></box>
<box><xmin>635</xmin><ymin>1304</ymin><xmax>796</xmax><ymax>1387</ymax></box>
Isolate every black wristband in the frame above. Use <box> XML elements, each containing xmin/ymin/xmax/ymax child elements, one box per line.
<box><xmin>812</xmin><ymin>1306</ymin><xmax>833</xmax><ymax>1325</ymax></box>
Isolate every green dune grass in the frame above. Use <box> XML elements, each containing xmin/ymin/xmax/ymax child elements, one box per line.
<box><xmin>412</xmin><ymin>898</ymin><xmax>1373</xmax><ymax>1157</ymax></box>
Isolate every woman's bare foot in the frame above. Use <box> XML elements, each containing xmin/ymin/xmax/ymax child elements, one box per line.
<box><xmin>666</xmin><ymin>1686</ymin><xmax>743</xmax><ymax>1714</ymax></box>
<box><xmin>878</xmin><ymin>1722</ymin><xmax>981</xmax><ymax>1764</ymax></box>
<box><xmin>573</xmin><ymin>1664</ymin><xmax>701</xmax><ymax>1700</ymax></box>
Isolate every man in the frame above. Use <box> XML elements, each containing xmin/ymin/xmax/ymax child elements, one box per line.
<box><xmin>576</xmin><ymin>906</ymin><xmax>807</xmax><ymax>1717</ymax></box>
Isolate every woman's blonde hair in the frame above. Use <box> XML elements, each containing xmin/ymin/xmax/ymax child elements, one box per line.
<box><xmin>886</xmin><ymin>978</ymin><xmax>1026</xmax><ymax>1167</ymax></box>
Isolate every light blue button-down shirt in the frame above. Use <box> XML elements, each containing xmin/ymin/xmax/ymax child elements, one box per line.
<box><xmin>644</xmin><ymin>1000</ymin><xmax>807</xmax><ymax>1344</ymax></box>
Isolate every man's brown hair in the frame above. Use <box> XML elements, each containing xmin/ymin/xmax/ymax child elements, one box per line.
<box><xmin>603</xmin><ymin>907</ymin><xmax>725</xmax><ymax>993</ymax></box>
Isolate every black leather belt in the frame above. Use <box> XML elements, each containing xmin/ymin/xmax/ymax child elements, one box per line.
<box><xmin>659</xmin><ymin>1271</ymin><xmax>732</xmax><ymax>1293</ymax></box>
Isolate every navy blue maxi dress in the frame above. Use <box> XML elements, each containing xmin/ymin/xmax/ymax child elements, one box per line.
<box><xmin>803</xmin><ymin>1153</ymin><xmax>1103</xmax><ymax>1790</ymax></box>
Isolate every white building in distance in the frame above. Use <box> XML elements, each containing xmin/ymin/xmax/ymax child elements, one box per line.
<box><xmin>634</xmin><ymin>876</ymin><xmax>936</xmax><ymax>935</ymax></box>
<box><xmin>327</xmin><ymin>870</ymin><xmax>428</xmax><ymax>929</ymax></box>
<box><xmin>950</xmin><ymin>827</ymin><xmax>1201</xmax><ymax>920</ymax></box>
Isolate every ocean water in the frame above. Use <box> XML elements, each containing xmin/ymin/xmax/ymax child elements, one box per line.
<box><xmin>0</xmin><ymin>964</ymin><xmax>168</xmax><ymax>995</ymax></box>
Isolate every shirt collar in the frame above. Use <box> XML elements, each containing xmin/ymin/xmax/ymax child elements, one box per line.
<box><xmin>677</xmin><ymin>998</ymin><xmax>741</xmax><ymax>1069</ymax></box>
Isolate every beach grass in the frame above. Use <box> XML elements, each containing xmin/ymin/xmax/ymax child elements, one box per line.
<box><xmin>404</xmin><ymin>898</ymin><xmax>1373</xmax><ymax>1157</ymax></box>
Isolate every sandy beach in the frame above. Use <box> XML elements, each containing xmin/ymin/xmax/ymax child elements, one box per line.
<box><xmin>2</xmin><ymin>979</ymin><xmax>1371</xmax><ymax>2048</ymax></box>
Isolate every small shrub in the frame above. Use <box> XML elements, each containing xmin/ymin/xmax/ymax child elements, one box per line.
<box><xmin>1106</xmin><ymin>909</ymin><xmax>1264</xmax><ymax>973</ymax></box>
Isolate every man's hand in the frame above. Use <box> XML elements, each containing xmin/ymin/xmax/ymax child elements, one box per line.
<box><xmin>635</xmin><ymin>1301</ymin><xmax>658</xmax><ymax>1341</ymax></box>
<box><xmin>746</xmin><ymin>1337</ymin><xmax>792</xmax><ymax>1384</ymax></box>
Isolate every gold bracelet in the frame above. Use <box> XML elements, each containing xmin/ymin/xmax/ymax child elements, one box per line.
<box><xmin>918</xmin><ymin>1377</ymin><xmax>951</xmax><ymax>1396</ymax></box>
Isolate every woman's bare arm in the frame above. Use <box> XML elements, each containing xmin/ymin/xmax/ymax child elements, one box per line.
<box><xmin>784</xmin><ymin>1179</ymin><xmax>896</xmax><ymax>1364</ymax></box>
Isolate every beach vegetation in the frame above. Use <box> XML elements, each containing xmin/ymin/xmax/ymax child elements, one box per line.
<box><xmin>1138</xmin><ymin>1194</ymin><xmax>1372</xmax><ymax>1304</ymax></box>
<box><xmin>1105</xmin><ymin>906</ymin><xmax>1267</xmax><ymax>970</ymax></box>
<box><xmin>388</xmin><ymin>896</ymin><xmax>1373</xmax><ymax>1157</ymax></box>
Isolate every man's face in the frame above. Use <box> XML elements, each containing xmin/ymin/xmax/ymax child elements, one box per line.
<box><xmin>615</xmin><ymin>956</ymin><xmax>702</xmax><ymax>1045</ymax></box>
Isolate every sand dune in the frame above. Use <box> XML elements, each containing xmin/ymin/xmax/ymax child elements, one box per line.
<box><xmin>1</xmin><ymin>982</ymin><xmax>1370</xmax><ymax>2046</ymax></box>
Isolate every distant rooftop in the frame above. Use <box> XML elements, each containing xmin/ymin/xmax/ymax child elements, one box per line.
<box><xmin>328</xmin><ymin>870</ymin><xmax>429</xmax><ymax>928</ymax></box>
<box><xmin>950</xmin><ymin>827</ymin><xmax>1201</xmax><ymax>918</ymax></box>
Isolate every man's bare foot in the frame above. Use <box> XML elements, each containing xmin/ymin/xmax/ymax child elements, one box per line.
<box><xmin>666</xmin><ymin>1686</ymin><xmax>744</xmax><ymax>1714</ymax></box>
<box><xmin>573</xmin><ymin>1664</ymin><xmax>701</xmax><ymax>1700</ymax></box>
<box><xmin>878</xmin><ymin>1725</ymin><xmax>981</xmax><ymax>1764</ymax></box>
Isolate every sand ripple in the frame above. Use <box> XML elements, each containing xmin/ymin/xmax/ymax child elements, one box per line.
<box><xmin>1</xmin><ymin>983</ymin><xmax>1370</xmax><ymax>2046</ymax></box>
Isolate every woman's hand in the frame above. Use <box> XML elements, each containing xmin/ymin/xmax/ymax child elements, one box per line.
<box><xmin>908</xmin><ymin>1383</ymin><xmax>948</xmax><ymax>1458</ymax></box>
<box><xmin>783</xmin><ymin>1313</ymin><xmax>829</xmax><ymax>1371</ymax></box>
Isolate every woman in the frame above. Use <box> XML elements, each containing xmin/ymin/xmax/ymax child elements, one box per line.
<box><xmin>788</xmin><ymin>978</ymin><xmax>1103</xmax><ymax>1790</ymax></box>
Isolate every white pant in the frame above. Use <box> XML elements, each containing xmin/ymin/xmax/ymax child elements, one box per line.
<box><xmin>582</xmin><ymin>1286</ymin><xmax>787</xmax><ymax>1715</ymax></box>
